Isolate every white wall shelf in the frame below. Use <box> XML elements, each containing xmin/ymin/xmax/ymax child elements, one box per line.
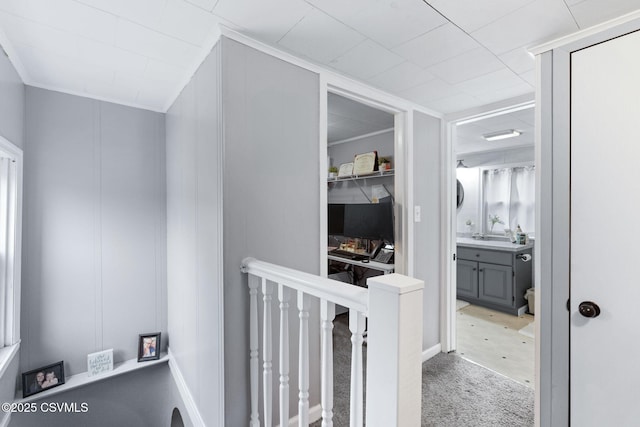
<box><xmin>328</xmin><ymin>169</ymin><xmax>394</xmax><ymax>182</ymax></box>
<box><xmin>328</xmin><ymin>170</ymin><xmax>394</xmax><ymax>203</ymax></box>
<box><xmin>15</xmin><ymin>354</ymin><xmax>169</xmax><ymax>403</ymax></box>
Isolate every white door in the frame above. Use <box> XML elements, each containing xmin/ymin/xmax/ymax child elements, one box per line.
<box><xmin>571</xmin><ymin>29</ymin><xmax>640</xmax><ymax>425</ymax></box>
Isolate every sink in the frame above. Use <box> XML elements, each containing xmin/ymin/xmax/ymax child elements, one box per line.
<box><xmin>470</xmin><ymin>234</ymin><xmax>511</xmax><ymax>242</ymax></box>
<box><xmin>457</xmin><ymin>237</ymin><xmax>532</xmax><ymax>251</ymax></box>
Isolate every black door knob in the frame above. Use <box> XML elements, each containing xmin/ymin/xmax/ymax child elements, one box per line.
<box><xmin>578</xmin><ymin>301</ymin><xmax>601</xmax><ymax>318</ymax></box>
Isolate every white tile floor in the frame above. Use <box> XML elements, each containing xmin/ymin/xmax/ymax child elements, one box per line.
<box><xmin>456</xmin><ymin>301</ymin><xmax>535</xmax><ymax>388</ymax></box>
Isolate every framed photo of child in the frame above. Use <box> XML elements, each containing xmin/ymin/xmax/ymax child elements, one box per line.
<box><xmin>138</xmin><ymin>333</ymin><xmax>161</xmax><ymax>362</ymax></box>
<box><xmin>22</xmin><ymin>361</ymin><xmax>65</xmax><ymax>398</ymax></box>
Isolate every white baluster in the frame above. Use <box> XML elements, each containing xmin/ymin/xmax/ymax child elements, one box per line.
<box><xmin>279</xmin><ymin>285</ymin><xmax>290</xmax><ymax>427</ymax></box>
<box><xmin>297</xmin><ymin>291</ymin><xmax>310</xmax><ymax>426</ymax></box>
<box><xmin>262</xmin><ymin>279</ymin><xmax>274</xmax><ymax>427</ymax></box>
<box><xmin>321</xmin><ymin>299</ymin><xmax>336</xmax><ymax>427</ymax></box>
<box><xmin>349</xmin><ymin>309</ymin><xmax>366</xmax><ymax>427</ymax></box>
<box><xmin>248</xmin><ymin>275</ymin><xmax>260</xmax><ymax>427</ymax></box>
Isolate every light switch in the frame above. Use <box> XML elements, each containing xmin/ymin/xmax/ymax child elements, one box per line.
<box><xmin>414</xmin><ymin>205</ymin><xmax>421</xmax><ymax>222</ymax></box>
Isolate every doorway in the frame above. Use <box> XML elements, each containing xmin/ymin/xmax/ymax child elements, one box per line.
<box><xmin>450</xmin><ymin>104</ymin><xmax>536</xmax><ymax>388</ymax></box>
<box><xmin>323</xmin><ymin>87</ymin><xmax>409</xmax><ymax>275</ymax></box>
<box><xmin>325</xmin><ymin>92</ymin><xmax>397</xmax><ymax>290</ymax></box>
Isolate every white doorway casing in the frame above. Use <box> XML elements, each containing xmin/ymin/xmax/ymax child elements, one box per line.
<box><xmin>442</xmin><ymin>96</ymin><xmax>535</xmax><ymax>354</ymax></box>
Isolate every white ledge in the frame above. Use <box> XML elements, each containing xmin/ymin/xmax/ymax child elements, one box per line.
<box><xmin>0</xmin><ymin>343</ymin><xmax>20</xmax><ymax>379</ymax></box>
<box><xmin>16</xmin><ymin>354</ymin><xmax>169</xmax><ymax>403</ymax></box>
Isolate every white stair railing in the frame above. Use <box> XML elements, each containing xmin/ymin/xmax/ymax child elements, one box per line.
<box><xmin>241</xmin><ymin>257</ymin><xmax>424</xmax><ymax>427</ymax></box>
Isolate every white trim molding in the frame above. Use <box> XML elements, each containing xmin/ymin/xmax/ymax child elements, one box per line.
<box><xmin>0</xmin><ymin>412</ymin><xmax>10</xmax><ymax>427</ymax></box>
<box><xmin>422</xmin><ymin>343</ymin><xmax>442</xmax><ymax>362</ymax></box>
<box><xmin>0</xmin><ymin>342</ymin><xmax>19</xmax><ymax>379</ymax></box>
<box><xmin>168</xmin><ymin>349</ymin><xmax>206</xmax><ymax>427</ymax></box>
<box><xmin>530</xmin><ymin>9</ymin><xmax>640</xmax><ymax>54</ymax></box>
<box><xmin>327</xmin><ymin>128</ymin><xmax>394</xmax><ymax>147</ymax></box>
<box><xmin>0</xmin><ymin>136</ymin><xmax>23</xmax><ymax>348</ymax></box>
<box><xmin>445</xmin><ymin>94</ymin><xmax>535</xmax><ymax>125</ymax></box>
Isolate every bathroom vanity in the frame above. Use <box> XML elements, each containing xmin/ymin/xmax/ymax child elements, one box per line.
<box><xmin>456</xmin><ymin>238</ymin><xmax>533</xmax><ymax>316</ymax></box>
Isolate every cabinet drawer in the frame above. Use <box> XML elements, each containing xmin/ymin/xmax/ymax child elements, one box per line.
<box><xmin>457</xmin><ymin>247</ymin><xmax>512</xmax><ymax>266</ymax></box>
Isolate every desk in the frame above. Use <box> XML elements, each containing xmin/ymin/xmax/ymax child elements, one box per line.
<box><xmin>327</xmin><ymin>254</ymin><xmax>395</xmax><ymax>274</ymax></box>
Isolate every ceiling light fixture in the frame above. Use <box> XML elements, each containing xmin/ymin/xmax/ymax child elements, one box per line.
<box><xmin>482</xmin><ymin>129</ymin><xmax>521</xmax><ymax>141</ymax></box>
<box><xmin>456</xmin><ymin>159</ymin><xmax>468</xmax><ymax>168</ymax></box>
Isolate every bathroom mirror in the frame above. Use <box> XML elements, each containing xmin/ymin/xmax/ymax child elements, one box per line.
<box><xmin>457</xmin><ymin>179</ymin><xmax>464</xmax><ymax>208</ymax></box>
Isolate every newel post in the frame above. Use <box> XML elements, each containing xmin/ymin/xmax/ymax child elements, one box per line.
<box><xmin>365</xmin><ymin>274</ymin><xmax>424</xmax><ymax>427</ymax></box>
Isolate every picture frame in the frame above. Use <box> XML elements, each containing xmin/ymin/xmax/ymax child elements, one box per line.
<box><xmin>22</xmin><ymin>361</ymin><xmax>65</xmax><ymax>398</ymax></box>
<box><xmin>87</xmin><ymin>348</ymin><xmax>113</xmax><ymax>377</ymax></box>
<box><xmin>138</xmin><ymin>332</ymin><xmax>161</xmax><ymax>362</ymax></box>
<box><xmin>337</xmin><ymin>162</ymin><xmax>353</xmax><ymax>177</ymax></box>
<box><xmin>353</xmin><ymin>151</ymin><xmax>379</xmax><ymax>176</ymax></box>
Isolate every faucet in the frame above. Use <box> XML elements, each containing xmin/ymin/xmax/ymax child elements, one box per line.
<box><xmin>472</xmin><ymin>233</ymin><xmax>486</xmax><ymax>240</ymax></box>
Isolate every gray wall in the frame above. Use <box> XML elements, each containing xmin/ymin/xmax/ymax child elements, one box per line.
<box><xmin>10</xmin><ymin>363</ymin><xmax>186</xmax><ymax>427</ymax></box>
<box><xmin>412</xmin><ymin>111</ymin><xmax>442</xmax><ymax>351</ymax></box>
<box><xmin>22</xmin><ymin>88</ymin><xmax>166</xmax><ymax>378</ymax></box>
<box><xmin>0</xmin><ymin>355</ymin><xmax>19</xmax><ymax>426</ymax></box>
<box><xmin>0</xmin><ymin>49</ymin><xmax>24</xmax><ymax>149</ymax></box>
<box><xmin>328</xmin><ymin>130</ymin><xmax>394</xmax><ymax>168</ymax></box>
<box><xmin>222</xmin><ymin>37</ymin><xmax>321</xmax><ymax>425</ymax></box>
<box><xmin>165</xmin><ymin>42</ymin><xmax>224</xmax><ymax>426</ymax></box>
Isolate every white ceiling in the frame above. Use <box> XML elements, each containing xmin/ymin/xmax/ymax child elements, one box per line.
<box><xmin>456</xmin><ymin>106</ymin><xmax>535</xmax><ymax>155</ymax></box>
<box><xmin>328</xmin><ymin>91</ymin><xmax>534</xmax><ymax>155</ymax></box>
<box><xmin>0</xmin><ymin>0</ymin><xmax>638</xmax><ymax>113</ymax></box>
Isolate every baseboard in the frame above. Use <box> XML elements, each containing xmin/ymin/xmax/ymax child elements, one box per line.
<box><xmin>517</xmin><ymin>305</ymin><xmax>528</xmax><ymax>316</ymax></box>
<box><xmin>277</xmin><ymin>403</ymin><xmax>322</xmax><ymax>427</ymax></box>
<box><xmin>422</xmin><ymin>343</ymin><xmax>442</xmax><ymax>362</ymax></box>
<box><xmin>0</xmin><ymin>412</ymin><xmax>11</xmax><ymax>427</ymax></box>
<box><xmin>168</xmin><ymin>349</ymin><xmax>206</xmax><ymax>427</ymax></box>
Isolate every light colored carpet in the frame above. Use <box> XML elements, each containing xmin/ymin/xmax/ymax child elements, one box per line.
<box><xmin>422</xmin><ymin>353</ymin><xmax>534</xmax><ymax>427</ymax></box>
<box><xmin>311</xmin><ymin>313</ymin><xmax>534</xmax><ymax>426</ymax></box>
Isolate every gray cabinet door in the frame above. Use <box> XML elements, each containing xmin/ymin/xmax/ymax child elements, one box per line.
<box><xmin>478</xmin><ymin>262</ymin><xmax>513</xmax><ymax>307</ymax></box>
<box><xmin>456</xmin><ymin>259</ymin><xmax>478</xmax><ymax>299</ymax></box>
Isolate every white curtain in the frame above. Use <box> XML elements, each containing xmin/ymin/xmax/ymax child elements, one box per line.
<box><xmin>483</xmin><ymin>166</ymin><xmax>535</xmax><ymax>236</ymax></box>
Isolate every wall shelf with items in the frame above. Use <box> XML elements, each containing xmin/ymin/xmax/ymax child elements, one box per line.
<box><xmin>15</xmin><ymin>354</ymin><xmax>169</xmax><ymax>403</ymax></box>
<box><xmin>327</xmin><ymin>169</ymin><xmax>394</xmax><ymax>182</ymax></box>
<box><xmin>328</xmin><ymin>170</ymin><xmax>394</xmax><ymax>203</ymax></box>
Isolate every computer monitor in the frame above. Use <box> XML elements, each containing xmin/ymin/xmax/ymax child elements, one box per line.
<box><xmin>343</xmin><ymin>202</ymin><xmax>394</xmax><ymax>243</ymax></box>
<box><xmin>328</xmin><ymin>204</ymin><xmax>345</xmax><ymax>236</ymax></box>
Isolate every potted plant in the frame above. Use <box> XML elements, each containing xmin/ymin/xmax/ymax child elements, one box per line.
<box><xmin>378</xmin><ymin>157</ymin><xmax>391</xmax><ymax>171</ymax></box>
<box><xmin>328</xmin><ymin>166</ymin><xmax>338</xmax><ymax>178</ymax></box>
<box><xmin>488</xmin><ymin>214</ymin><xmax>504</xmax><ymax>233</ymax></box>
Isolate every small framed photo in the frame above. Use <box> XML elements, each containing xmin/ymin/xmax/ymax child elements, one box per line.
<box><xmin>138</xmin><ymin>332</ymin><xmax>161</xmax><ymax>362</ymax></box>
<box><xmin>22</xmin><ymin>361</ymin><xmax>65</xmax><ymax>398</ymax></box>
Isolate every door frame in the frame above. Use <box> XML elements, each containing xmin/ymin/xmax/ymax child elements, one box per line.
<box><xmin>319</xmin><ymin>81</ymin><xmax>413</xmax><ymax>278</ymax></box>
<box><xmin>532</xmin><ymin>11</ymin><xmax>640</xmax><ymax>426</ymax></box>
<box><xmin>441</xmin><ymin>96</ymin><xmax>535</xmax><ymax>353</ymax></box>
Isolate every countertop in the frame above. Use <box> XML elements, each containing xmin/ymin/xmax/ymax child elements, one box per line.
<box><xmin>456</xmin><ymin>237</ymin><xmax>534</xmax><ymax>252</ymax></box>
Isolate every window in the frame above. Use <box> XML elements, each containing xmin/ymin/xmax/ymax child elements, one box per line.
<box><xmin>0</xmin><ymin>136</ymin><xmax>22</xmax><ymax>349</ymax></box>
<box><xmin>482</xmin><ymin>166</ymin><xmax>535</xmax><ymax>236</ymax></box>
